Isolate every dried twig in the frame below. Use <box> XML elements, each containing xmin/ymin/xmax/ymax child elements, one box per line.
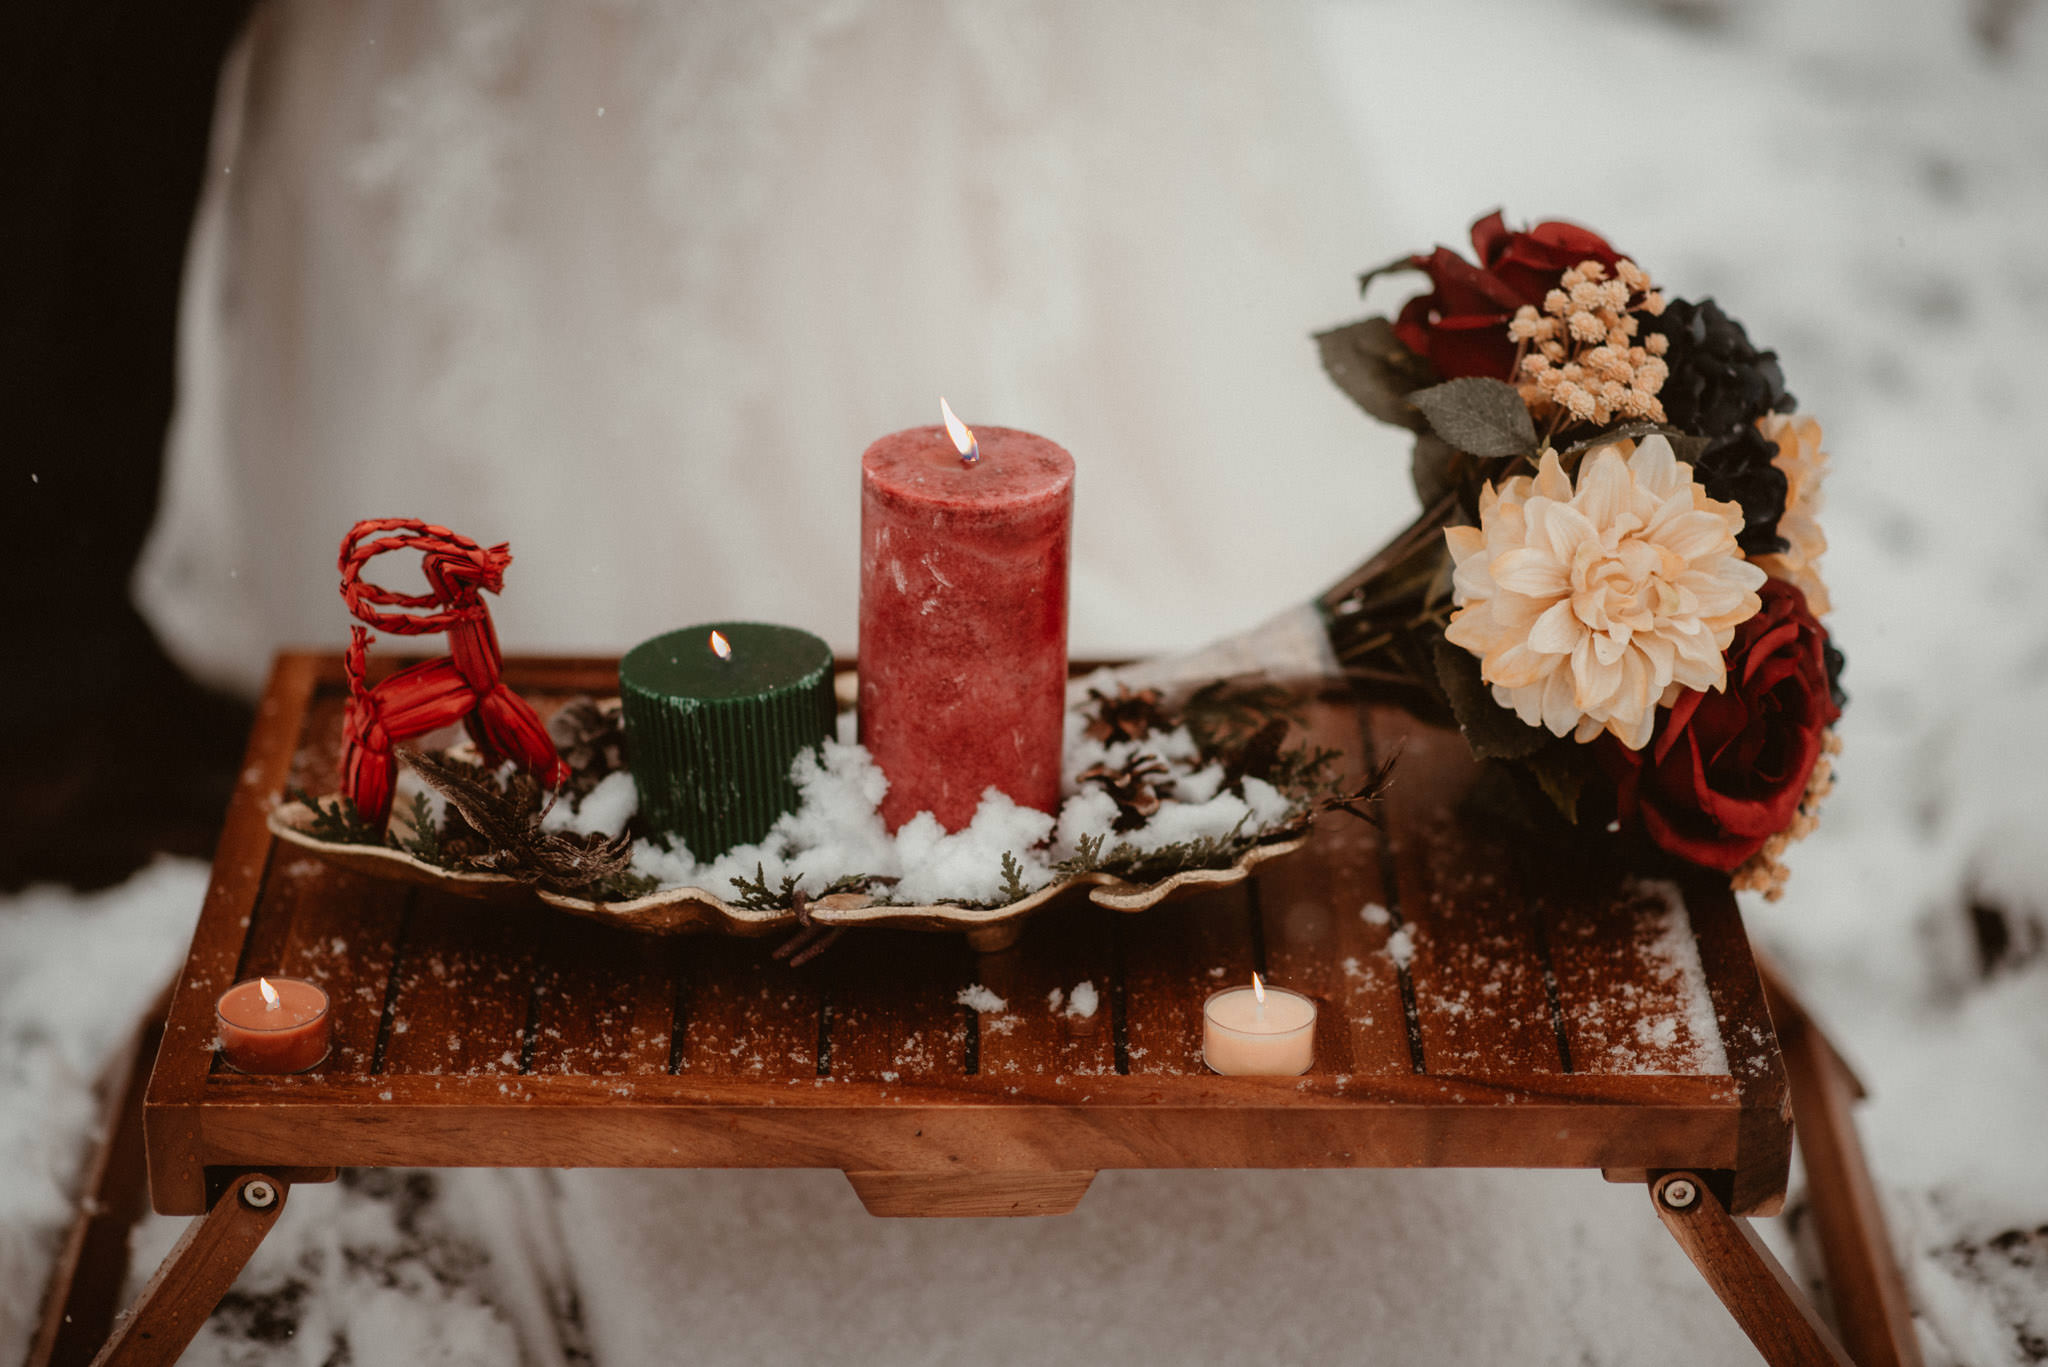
<box><xmin>397</xmin><ymin>747</ymin><xmax>636</xmax><ymax>895</ymax></box>
<box><xmin>1316</xmin><ymin>747</ymin><xmax>1401</xmax><ymax>828</ymax></box>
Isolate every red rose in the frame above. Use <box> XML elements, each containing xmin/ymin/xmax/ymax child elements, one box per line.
<box><xmin>1391</xmin><ymin>210</ymin><xmax>1622</xmax><ymax>381</ymax></box>
<box><xmin>1599</xmin><ymin>580</ymin><xmax>1842</xmax><ymax>872</ymax></box>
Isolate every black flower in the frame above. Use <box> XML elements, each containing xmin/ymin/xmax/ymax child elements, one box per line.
<box><xmin>1690</xmin><ymin>426</ymin><xmax>1790</xmax><ymax>557</ymax></box>
<box><xmin>1646</xmin><ymin>297</ymin><xmax>1797</xmax><ymax>557</ymax></box>
<box><xmin>1648</xmin><ymin>298</ymin><xmax>1794</xmax><ymax>438</ymax></box>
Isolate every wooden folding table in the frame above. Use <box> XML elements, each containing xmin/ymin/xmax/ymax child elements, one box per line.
<box><xmin>31</xmin><ymin>654</ymin><xmax>1920</xmax><ymax>1366</ymax></box>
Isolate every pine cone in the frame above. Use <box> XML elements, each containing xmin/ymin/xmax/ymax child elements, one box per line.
<box><xmin>1083</xmin><ymin>685</ymin><xmax>1173</xmax><ymax>745</ymax></box>
<box><xmin>1077</xmin><ymin>754</ymin><xmax>1174</xmax><ymax>832</ymax></box>
<box><xmin>547</xmin><ymin>696</ymin><xmax>627</xmax><ymax>797</ymax></box>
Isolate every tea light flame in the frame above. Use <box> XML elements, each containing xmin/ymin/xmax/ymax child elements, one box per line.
<box><xmin>940</xmin><ymin>396</ymin><xmax>980</xmax><ymax>465</ymax></box>
<box><xmin>709</xmin><ymin>629</ymin><xmax>733</xmax><ymax>661</ymax></box>
<box><xmin>1252</xmin><ymin>971</ymin><xmax>1266</xmax><ymax>1005</ymax></box>
<box><xmin>258</xmin><ymin>977</ymin><xmax>281</xmax><ymax>1010</ymax></box>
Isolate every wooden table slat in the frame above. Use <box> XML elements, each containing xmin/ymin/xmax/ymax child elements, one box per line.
<box><xmin>260</xmin><ymin>860</ymin><xmax>412</xmax><ymax>1078</ymax></box>
<box><xmin>1370</xmin><ymin>706</ymin><xmax>1566</xmax><ymax>1079</ymax></box>
<box><xmin>968</xmin><ymin>899</ymin><xmax>1118</xmax><ymax>1084</ymax></box>
<box><xmin>673</xmin><ymin>936</ymin><xmax>824</xmax><ymax>1079</ymax></box>
<box><xmin>1115</xmin><ymin>885</ymin><xmax>1257</xmax><ymax>1075</ymax></box>
<box><xmin>1537</xmin><ymin>862</ymin><xmax>1731</xmax><ymax>1078</ymax></box>
<box><xmin>818</xmin><ymin>930</ymin><xmax>974</xmax><ymax>1082</ymax></box>
<box><xmin>526</xmin><ymin>920</ymin><xmax>677</xmax><ymax>1077</ymax></box>
<box><xmin>286</xmin><ymin>689</ymin><xmax>351</xmax><ymax>800</ymax></box>
<box><xmin>1255</xmin><ymin>694</ymin><xmax>1411</xmax><ymax>1076</ymax></box>
<box><xmin>375</xmin><ymin>891</ymin><xmax>542</xmax><ymax>1078</ymax></box>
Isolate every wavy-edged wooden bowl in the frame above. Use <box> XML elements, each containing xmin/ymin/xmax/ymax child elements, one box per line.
<box><xmin>267</xmin><ymin>800</ymin><xmax>1310</xmax><ymax>950</ymax></box>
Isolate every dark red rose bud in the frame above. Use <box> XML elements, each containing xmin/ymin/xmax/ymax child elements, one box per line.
<box><xmin>1599</xmin><ymin>580</ymin><xmax>1842</xmax><ymax>872</ymax></box>
<box><xmin>1391</xmin><ymin>210</ymin><xmax>1622</xmax><ymax>381</ymax></box>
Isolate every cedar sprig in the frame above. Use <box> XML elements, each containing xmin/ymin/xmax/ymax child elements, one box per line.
<box><xmin>285</xmin><ymin>786</ymin><xmax>385</xmax><ymax>847</ymax></box>
<box><xmin>394</xmin><ymin>791</ymin><xmax>444</xmax><ymax>864</ymax></box>
<box><xmin>997</xmin><ymin>852</ymin><xmax>1032</xmax><ymax>904</ymax></box>
<box><xmin>728</xmin><ymin>866</ymin><xmax>885</xmax><ymax>911</ymax></box>
<box><xmin>1054</xmin><ymin>816</ymin><xmax>1258</xmax><ymax>886</ymax></box>
<box><xmin>729</xmin><ymin>863</ymin><xmax>805</xmax><ymax>912</ymax></box>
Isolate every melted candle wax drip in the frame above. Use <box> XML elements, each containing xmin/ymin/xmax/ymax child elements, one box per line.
<box><xmin>940</xmin><ymin>396</ymin><xmax>980</xmax><ymax>466</ymax></box>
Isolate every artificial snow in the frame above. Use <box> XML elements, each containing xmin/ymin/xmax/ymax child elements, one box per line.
<box><xmin>1385</xmin><ymin>925</ymin><xmax>1417</xmax><ymax>972</ymax></box>
<box><xmin>955</xmin><ymin>985</ymin><xmax>1008</xmax><ymax>1014</ymax></box>
<box><xmin>1064</xmin><ymin>981</ymin><xmax>1100</xmax><ymax>1021</ymax></box>
<box><xmin>539</xmin><ymin>769</ymin><xmax>637</xmax><ymax>838</ymax></box>
<box><xmin>612</xmin><ymin>699</ymin><xmax>1308</xmax><ymax>908</ymax></box>
<box><xmin>1633</xmin><ymin>880</ymin><xmax>1733</xmax><ymax>1077</ymax></box>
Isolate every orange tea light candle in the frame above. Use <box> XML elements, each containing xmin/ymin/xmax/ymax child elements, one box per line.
<box><xmin>1202</xmin><ymin>973</ymin><xmax>1316</xmax><ymax>1076</ymax></box>
<box><xmin>215</xmin><ymin>976</ymin><xmax>332</xmax><ymax>1073</ymax></box>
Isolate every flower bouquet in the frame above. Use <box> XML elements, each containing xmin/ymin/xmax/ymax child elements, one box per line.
<box><xmin>1305</xmin><ymin>210</ymin><xmax>1845</xmax><ymax>898</ymax></box>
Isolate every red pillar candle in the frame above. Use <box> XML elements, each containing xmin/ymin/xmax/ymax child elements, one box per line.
<box><xmin>860</xmin><ymin>406</ymin><xmax>1074</xmax><ymax>831</ymax></box>
<box><xmin>215</xmin><ymin>976</ymin><xmax>332</xmax><ymax>1073</ymax></box>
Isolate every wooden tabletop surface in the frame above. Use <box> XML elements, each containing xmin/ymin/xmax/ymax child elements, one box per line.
<box><xmin>141</xmin><ymin>654</ymin><xmax>1789</xmax><ymax>1220</ymax></box>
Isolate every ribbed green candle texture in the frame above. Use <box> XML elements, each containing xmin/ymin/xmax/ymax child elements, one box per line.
<box><xmin>620</xmin><ymin>622</ymin><xmax>836</xmax><ymax>859</ymax></box>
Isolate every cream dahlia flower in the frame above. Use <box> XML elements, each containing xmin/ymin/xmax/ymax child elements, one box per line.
<box><xmin>1749</xmin><ymin>414</ymin><xmax>1830</xmax><ymax>616</ymax></box>
<box><xmin>1443</xmin><ymin>437</ymin><xmax>1766</xmax><ymax>750</ymax></box>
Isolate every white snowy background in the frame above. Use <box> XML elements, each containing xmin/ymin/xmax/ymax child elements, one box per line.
<box><xmin>8</xmin><ymin>0</ymin><xmax>2048</xmax><ymax>1362</ymax></box>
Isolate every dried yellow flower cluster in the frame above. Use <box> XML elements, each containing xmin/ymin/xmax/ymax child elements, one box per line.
<box><xmin>1732</xmin><ymin>730</ymin><xmax>1842</xmax><ymax>901</ymax></box>
<box><xmin>1509</xmin><ymin>258</ymin><xmax>1669</xmax><ymax>428</ymax></box>
<box><xmin>1751</xmin><ymin>414</ymin><xmax>1831</xmax><ymax>615</ymax></box>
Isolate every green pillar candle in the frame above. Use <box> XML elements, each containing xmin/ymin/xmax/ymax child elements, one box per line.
<box><xmin>620</xmin><ymin>622</ymin><xmax>836</xmax><ymax>859</ymax></box>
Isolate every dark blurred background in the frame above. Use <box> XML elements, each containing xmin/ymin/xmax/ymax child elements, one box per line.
<box><xmin>2</xmin><ymin>3</ymin><xmax>252</xmax><ymax>889</ymax></box>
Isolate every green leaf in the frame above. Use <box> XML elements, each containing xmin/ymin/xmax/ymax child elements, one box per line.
<box><xmin>1556</xmin><ymin>423</ymin><xmax>1708</xmax><ymax>470</ymax></box>
<box><xmin>1410</xmin><ymin>431</ymin><xmax>1466</xmax><ymax>509</ymax></box>
<box><xmin>1409</xmin><ymin>378</ymin><xmax>1538</xmax><ymax>459</ymax></box>
<box><xmin>1314</xmin><ymin>317</ymin><xmax>1436</xmax><ymax>432</ymax></box>
<box><xmin>1432</xmin><ymin>638</ymin><xmax>1547</xmax><ymax>761</ymax></box>
<box><xmin>1523</xmin><ymin>739</ymin><xmax>1596</xmax><ymax>824</ymax></box>
<box><xmin>1665</xmin><ymin>432</ymin><xmax>1710</xmax><ymax>465</ymax></box>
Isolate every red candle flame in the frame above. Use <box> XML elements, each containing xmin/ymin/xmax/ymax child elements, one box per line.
<box><xmin>940</xmin><ymin>397</ymin><xmax>980</xmax><ymax>466</ymax></box>
<box><xmin>259</xmin><ymin>977</ymin><xmax>281</xmax><ymax>1010</ymax></box>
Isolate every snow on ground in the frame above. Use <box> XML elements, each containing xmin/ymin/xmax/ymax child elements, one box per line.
<box><xmin>5</xmin><ymin>0</ymin><xmax>2048</xmax><ymax>1362</ymax></box>
<box><xmin>0</xmin><ymin>861</ymin><xmax>203</xmax><ymax>1359</ymax></box>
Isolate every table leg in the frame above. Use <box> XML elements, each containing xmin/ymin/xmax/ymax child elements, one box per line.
<box><xmin>89</xmin><ymin>1172</ymin><xmax>291</xmax><ymax>1367</ymax></box>
<box><xmin>26</xmin><ymin>990</ymin><xmax>166</xmax><ymax>1367</ymax></box>
<box><xmin>1652</xmin><ymin>1171</ymin><xmax>1854</xmax><ymax>1367</ymax></box>
<box><xmin>1759</xmin><ymin>959</ymin><xmax>1924</xmax><ymax>1367</ymax></box>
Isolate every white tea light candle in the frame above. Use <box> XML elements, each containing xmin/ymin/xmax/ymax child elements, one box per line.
<box><xmin>1202</xmin><ymin>973</ymin><xmax>1317</xmax><ymax>1076</ymax></box>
